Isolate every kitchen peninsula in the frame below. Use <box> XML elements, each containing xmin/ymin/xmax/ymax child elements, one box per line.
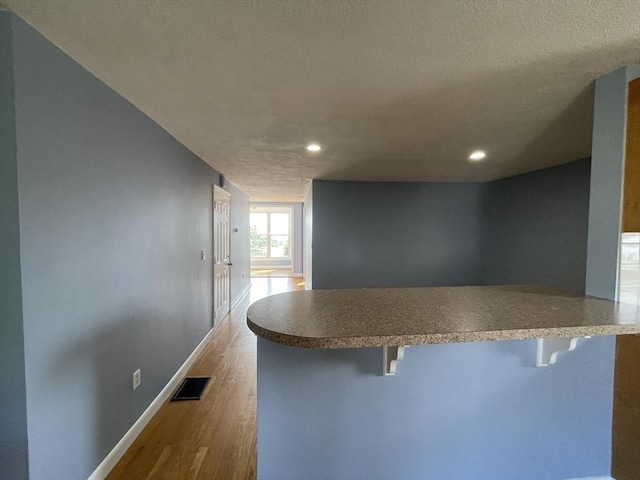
<box><xmin>248</xmin><ymin>285</ymin><xmax>640</xmax><ymax>480</ymax></box>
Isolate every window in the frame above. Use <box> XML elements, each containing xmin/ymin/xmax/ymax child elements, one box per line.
<box><xmin>250</xmin><ymin>207</ymin><xmax>293</xmax><ymax>260</ymax></box>
<box><xmin>621</xmin><ymin>232</ymin><xmax>640</xmax><ymax>265</ymax></box>
<box><xmin>620</xmin><ymin>232</ymin><xmax>640</xmax><ymax>306</ymax></box>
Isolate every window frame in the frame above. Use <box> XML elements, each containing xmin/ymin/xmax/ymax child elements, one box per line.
<box><xmin>250</xmin><ymin>205</ymin><xmax>294</xmax><ymax>262</ymax></box>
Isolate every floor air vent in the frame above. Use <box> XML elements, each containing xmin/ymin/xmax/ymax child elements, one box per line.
<box><xmin>171</xmin><ymin>377</ymin><xmax>211</xmax><ymax>401</ymax></box>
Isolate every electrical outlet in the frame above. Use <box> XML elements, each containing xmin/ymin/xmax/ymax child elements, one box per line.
<box><xmin>133</xmin><ymin>369</ymin><xmax>141</xmax><ymax>390</ymax></box>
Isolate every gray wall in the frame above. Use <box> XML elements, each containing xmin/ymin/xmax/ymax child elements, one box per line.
<box><xmin>226</xmin><ymin>181</ymin><xmax>251</xmax><ymax>301</ymax></box>
<box><xmin>304</xmin><ymin>185</ymin><xmax>313</xmax><ymax>288</ymax></box>
<box><xmin>484</xmin><ymin>159</ymin><xmax>591</xmax><ymax>293</ymax></box>
<box><xmin>312</xmin><ymin>161</ymin><xmax>592</xmax><ymax>294</ymax></box>
<box><xmin>586</xmin><ymin>67</ymin><xmax>630</xmax><ymax>299</ymax></box>
<box><xmin>0</xmin><ymin>12</ymin><xmax>29</xmax><ymax>480</ymax></box>
<box><xmin>293</xmin><ymin>203</ymin><xmax>304</xmax><ymax>274</ymax></box>
<box><xmin>312</xmin><ymin>181</ymin><xmax>486</xmax><ymax>289</ymax></box>
<box><xmin>258</xmin><ymin>336</ymin><xmax>615</xmax><ymax>479</ymax></box>
<box><xmin>5</xmin><ymin>13</ymin><xmax>249</xmax><ymax>479</ymax></box>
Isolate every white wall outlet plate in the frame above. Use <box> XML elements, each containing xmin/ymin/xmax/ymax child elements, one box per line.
<box><xmin>133</xmin><ymin>369</ymin><xmax>141</xmax><ymax>390</ymax></box>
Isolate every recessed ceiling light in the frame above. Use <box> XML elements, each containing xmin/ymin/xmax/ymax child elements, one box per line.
<box><xmin>469</xmin><ymin>150</ymin><xmax>486</xmax><ymax>161</ymax></box>
<box><xmin>306</xmin><ymin>143</ymin><xmax>321</xmax><ymax>152</ymax></box>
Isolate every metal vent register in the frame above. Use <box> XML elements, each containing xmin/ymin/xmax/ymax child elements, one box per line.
<box><xmin>171</xmin><ymin>377</ymin><xmax>211</xmax><ymax>401</ymax></box>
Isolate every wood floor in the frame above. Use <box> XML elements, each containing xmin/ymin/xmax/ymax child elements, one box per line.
<box><xmin>107</xmin><ymin>277</ymin><xmax>305</xmax><ymax>480</ymax></box>
<box><xmin>250</xmin><ymin>268</ymin><xmax>295</xmax><ymax>277</ymax></box>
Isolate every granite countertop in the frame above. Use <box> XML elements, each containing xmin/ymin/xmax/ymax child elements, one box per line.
<box><xmin>246</xmin><ymin>285</ymin><xmax>640</xmax><ymax>349</ymax></box>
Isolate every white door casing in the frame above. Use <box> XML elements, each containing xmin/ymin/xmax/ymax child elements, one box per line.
<box><xmin>213</xmin><ymin>185</ymin><xmax>231</xmax><ymax>327</ymax></box>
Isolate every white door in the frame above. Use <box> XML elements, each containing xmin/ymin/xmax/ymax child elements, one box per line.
<box><xmin>213</xmin><ymin>185</ymin><xmax>231</xmax><ymax>327</ymax></box>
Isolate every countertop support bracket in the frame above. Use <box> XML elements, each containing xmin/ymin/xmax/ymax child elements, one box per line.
<box><xmin>383</xmin><ymin>346</ymin><xmax>407</xmax><ymax>376</ymax></box>
<box><xmin>536</xmin><ymin>336</ymin><xmax>590</xmax><ymax>367</ymax></box>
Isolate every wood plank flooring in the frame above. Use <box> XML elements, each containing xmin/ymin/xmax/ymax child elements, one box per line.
<box><xmin>107</xmin><ymin>277</ymin><xmax>305</xmax><ymax>480</ymax></box>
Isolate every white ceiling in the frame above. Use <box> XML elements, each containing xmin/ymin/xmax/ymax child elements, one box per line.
<box><xmin>3</xmin><ymin>0</ymin><xmax>640</xmax><ymax>201</ymax></box>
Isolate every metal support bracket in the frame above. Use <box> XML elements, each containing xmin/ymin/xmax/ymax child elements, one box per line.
<box><xmin>536</xmin><ymin>336</ymin><xmax>590</xmax><ymax>367</ymax></box>
<box><xmin>383</xmin><ymin>346</ymin><xmax>407</xmax><ymax>376</ymax></box>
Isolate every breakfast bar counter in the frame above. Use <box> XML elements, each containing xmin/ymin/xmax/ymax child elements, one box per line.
<box><xmin>247</xmin><ymin>285</ymin><xmax>640</xmax><ymax>480</ymax></box>
<box><xmin>247</xmin><ymin>285</ymin><xmax>640</xmax><ymax>349</ymax></box>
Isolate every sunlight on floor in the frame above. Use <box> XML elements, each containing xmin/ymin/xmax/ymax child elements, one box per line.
<box><xmin>250</xmin><ymin>277</ymin><xmax>304</xmax><ymax>303</ymax></box>
<box><xmin>250</xmin><ymin>268</ymin><xmax>294</xmax><ymax>278</ymax></box>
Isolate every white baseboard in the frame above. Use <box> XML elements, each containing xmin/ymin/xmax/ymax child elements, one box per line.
<box><xmin>231</xmin><ymin>282</ymin><xmax>252</xmax><ymax>310</ymax></box>
<box><xmin>87</xmin><ymin>327</ymin><xmax>216</xmax><ymax>480</ymax></box>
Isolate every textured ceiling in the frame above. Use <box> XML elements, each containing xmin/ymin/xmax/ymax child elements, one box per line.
<box><xmin>3</xmin><ymin>0</ymin><xmax>640</xmax><ymax>201</ymax></box>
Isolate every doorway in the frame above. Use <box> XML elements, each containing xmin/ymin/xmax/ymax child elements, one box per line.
<box><xmin>213</xmin><ymin>185</ymin><xmax>231</xmax><ymax>328</ymax></box>
<box><xmin>250</xmin><ymin>204</ymin><xmax>296</xmax><ymax>277</ymax></box>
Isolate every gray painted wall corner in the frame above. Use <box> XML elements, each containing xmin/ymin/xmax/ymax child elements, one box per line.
<box><xmin>0</xmin><ymin>11</ymin><xmax>29</xmax><ymax>480</ymax></box>
<box><xmin>484</xmin><ymin>158</ymin><xmax>592</xmax><ymax>293</ymax></box>
<box><xmin>586</xmin><ymin>66</ymin><xmax>633</xmax><ymax>299</ymax></box>
<box><xmin>311</xmin><ymin>160</ymin><xmax>593</xmax><ymax>294</ymax></box>
<box><xmin>626</xmin><ymin>64</ymin><xmax>640</xmax><ymax>82</ymax></box>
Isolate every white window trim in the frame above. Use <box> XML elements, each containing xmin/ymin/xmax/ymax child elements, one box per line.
<box><xmin>250</xmin><ymin>205</ymin><xmax>294</xmax><ymax>264</ymax></box>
